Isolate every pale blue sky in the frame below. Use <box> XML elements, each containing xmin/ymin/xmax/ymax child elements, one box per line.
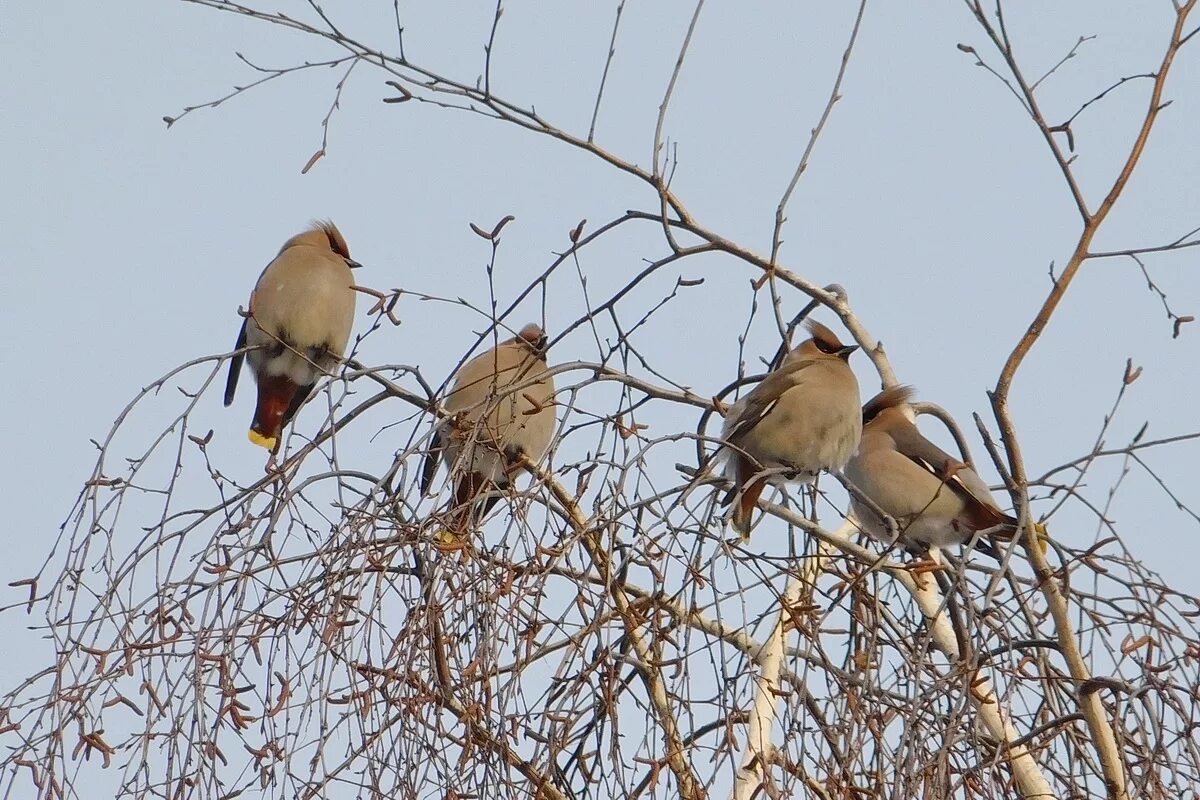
<box><xmin>2</xmin><ymin>0</ymin><xmax>1198</xmax><ymax>764</ymax></box>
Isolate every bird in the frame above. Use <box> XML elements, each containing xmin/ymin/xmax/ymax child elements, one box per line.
<box><xmin>843</xmin><ymin>386</ymin><xmax>1048</xmax><ymax>557</ymax></box>
<box><xmin>223</xmin><ymin>221</ymin><xmax>359</xmax><ymax>453</ymax></box>
<box><xmin>721</xmin><ymin>319</ymin><xmax>862</xmax><ymax>537</ymax></box>
<box><xmin>420</xmin><ymin>323</ymin><xmax>557</xmax><ymax>530</ymax></box>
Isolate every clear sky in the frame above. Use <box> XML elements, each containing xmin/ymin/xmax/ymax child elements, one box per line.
<box><xmin>2</xmin><ymin>0</ymin><xmax>1198</xmax><ymax>778</ymax></box>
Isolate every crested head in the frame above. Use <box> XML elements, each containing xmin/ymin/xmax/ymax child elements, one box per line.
<box><xmin>279</xmin><ymin>220</ymin><xmax>353</xmax><ymax>260</ymax></box>
<box><xmin>512</xmin><ymin>322</ymin><xmax>550</xmax><ymax>356</ymax></box>
<box><xmin>861</xmin><ymin>385</ymin><xmax>915</xmax><ymax>425</ymax></box>
<box><xmin>311</xmin><ymin>220</ymin><xmax>352</xmax><ymax>259</ymax></box>
<box><xmin>805</xmin><ymin>319</ymin><xmax>845</xmax><ymax>350</ymax></box>
<box><xmin>789</xmin><ymin>319</ymin><xmax>859</xmax><ymax>363</ymax></box>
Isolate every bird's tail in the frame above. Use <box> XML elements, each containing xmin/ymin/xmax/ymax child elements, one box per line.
<box><xmin>730</xmin><ymin>478</ymin><xmax>766</xmax><ymax>539</ymax></box>
<box><xmin>990</xmin><ymin>518</ymin><xmax>1051</xmax><ymax>555</ymax></box>
<box><xmin>432</xmin><ymin>473</ymin><xmax>506</xmax><ymax>546</ymax></box>
<box><xmin>250</xmin><ymin>375</ymin><xmax>299</xmax><ymax>452</ymax></box>
<box><xmin>965</xmin><ymin>498</ymin><xmax>1050</xmax><ymax>555</ymax></box>
<box><xmin>1028</xmin><ymin>520</ymin><xmax>1051</xmax><ymax>554</ymax></box>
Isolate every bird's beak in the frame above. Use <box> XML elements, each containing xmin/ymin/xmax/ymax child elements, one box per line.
<box><xmin>837</xmin><ymin>344</ymin><xmax>859</xmax><ymax>360</ymax></box>
<box><xmin>346</xmin><ymin>258</ymin><xmax>363</xmax><ymax>269</ymax></box>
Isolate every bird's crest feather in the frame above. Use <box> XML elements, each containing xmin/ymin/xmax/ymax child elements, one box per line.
<box><xmin>862</xmin><ymin>385</ymin><xmax>916</xmax><ymax>424</ymax></box>
<box><xmin>310</xmin><ymin>219</ymin><xmax>351</xmax><ymax>259</ymax></box>
<box><xmin>804</xmin><ymin>319</ymin><xmax>846</xmax><ymax>352</ymax></box>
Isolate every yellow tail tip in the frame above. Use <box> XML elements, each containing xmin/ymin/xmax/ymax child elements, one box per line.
<box><xmin>248</xmin><ymin>429</ymin><xmax>278</xmax><ymax>450</ymax></box>
<box><xmin>1033</xmin><ymin>521</ymin><xmax>1050</xmax><ymax>554</ymax></box>
<box><xmin>432</xmin><ymin>529</ymin><xmax>469</xmax><ymax>551</ymax></box>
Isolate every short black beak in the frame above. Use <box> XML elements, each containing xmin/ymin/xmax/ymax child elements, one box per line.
<box><xmin>536</xmin><ymin>334</ymin><xmax>550</xmax><ymax>354</ymax></box>
<box><xmin>346</xmin><ymin>258</ymin><xmax>363</xmax><ymax>269</ymax></box>
<box><xmin>836</xmin><ymin>344</ymin><xmax>859</xmax><ymax>361</ymax></box>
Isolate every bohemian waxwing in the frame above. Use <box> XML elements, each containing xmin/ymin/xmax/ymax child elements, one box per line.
<box><xmin>223</xmin><ymin>221</ymin><xmax>359</xmax><ymax>452</ymax></box>
<box><xmin>843</xmin><ymin>386</ymin><xmax>1048</xmax><ymax>555</ymax></box>
<box><xmin>420</xmin><ymin>323</ymin><xmax>557</xmax><ymax>526</ymax></box>
<box><xmin>722</xmin><ymin>319</ymin><xmax>861</xmax><ymax>536</ymax></box>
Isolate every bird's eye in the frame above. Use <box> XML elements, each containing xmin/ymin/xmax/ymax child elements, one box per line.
<box><xmin>814</xmin><ymin>339</ymin><xmax>839</xmax><ymax>354</ymax></box>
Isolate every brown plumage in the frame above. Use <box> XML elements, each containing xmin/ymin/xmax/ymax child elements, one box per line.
<box><xmin>844</xmin><ymin>386</ymin><xmax>1047</xmax><ymax>555</ymax></box>
<box><xmin>420</xmin><ymin>323</ymin><xmax>557</xmax><ymax>529</ymax></box>
<box><xmin>224</xmin><ymin>221</ymin><xmax>359</xmax><ymax>452</ymax></box>
<box><xmin>721</xmin><ymin>319</ymin><xmax>862</xmax><ymax>536</ymax></box>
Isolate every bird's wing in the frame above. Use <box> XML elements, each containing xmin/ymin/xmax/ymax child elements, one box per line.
<box><xmin>420</xmin><ymin>429</ymin><xmax>446</xmax><ymax>495</ymax></box>
<box><xmin>889</xmin><ymin>422</ymin><xmax>1012</xmax><ymax>527</ymax></box>
<box><xmin>722</xmin><ymin>361</ymin><xmax>813</xmax><ymax>445</ymax></box>
<box><xmin>223</xmin><ymin>317</ymin><xmax>249</xmax><ymax>407</ymax></box>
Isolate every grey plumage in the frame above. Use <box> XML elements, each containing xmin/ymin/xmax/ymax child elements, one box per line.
<box><xmin>421</xmin><ymin>323</ymin><xmax>557</xmax><ymax>526</ymax></box>
<box><xmin>844</xmin><ymin>386</ymin><xmax>1047</xmax><ymax>555</ymax></box>
<box><xmin>224</xmin><ymin>221</ymin><xmax>359</xmax><ymax>451</ymax></box>
<box><xmin>721</xmin><ymin>319</ymin><xmax>862</xmax><ymax>536</ymax></box>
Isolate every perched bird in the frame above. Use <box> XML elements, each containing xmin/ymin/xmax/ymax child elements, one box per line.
<box><xmin>843</xmin><ymin>386</ymin><xmax>1048</xmax><ymax>556</ymax></box>
<box><xmin>722</xmin><ymin>319</ymin><xmax>862</xmax><ymax>536</ymax></box>
<box><xmin>420</xmin><ymin>323</ymin><xmax>557</xmax><ymax>528</ymax></box>
<box><xmin>223</xmin><ymin>221</ymin><xmax>359</xmax><ymax>452</ymax></box>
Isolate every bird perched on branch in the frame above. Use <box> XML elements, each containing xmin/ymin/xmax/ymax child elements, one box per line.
<box><xmin>421</xmin><ymin>323</ymin><xmax>557</xmax><ymax>533</ymax></box>
<box><xmin>843</xmin><ymin>386</ymin><xmax>1048</xmax><ymax>557</ymax></box>
<box><xmin>223</xmin><ymin>221</ymin><xmax>359</xmax><ymax>452</ymax></box>
<box><xmin>721</xmin><ymin>319</ymin><xmax>862</xmax><ymax>537</ymax></box>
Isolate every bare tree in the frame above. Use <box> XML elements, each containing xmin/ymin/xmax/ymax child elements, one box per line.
<box><xmin>3</xmin><ymin>2</ymin><xmax>1200</xmax><ymax>799</ymax></box>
